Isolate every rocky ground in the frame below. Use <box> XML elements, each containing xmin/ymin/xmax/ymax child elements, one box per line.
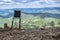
<box><xmin>0</xmin><ymin>27</ymin><xmax>60</xmax><ymax>40</ymax></box>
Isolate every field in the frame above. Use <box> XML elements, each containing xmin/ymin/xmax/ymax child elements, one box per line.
<box><xmin>0</xmin><ymin>13</ymin><xmax>60</xmax><ymax>29</ymax></box>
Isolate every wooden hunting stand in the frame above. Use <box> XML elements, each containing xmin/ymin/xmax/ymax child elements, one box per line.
<box><xmin>11</xmin><ymin>10</ymin><xmax>21</xmax><ymax>30</ymax></box>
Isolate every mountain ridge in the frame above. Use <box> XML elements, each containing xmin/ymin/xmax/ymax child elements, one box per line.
<box><xmin>0</xmin><ymin>7</ymin><xmax>60</xmax><ymax>18</ymax></box>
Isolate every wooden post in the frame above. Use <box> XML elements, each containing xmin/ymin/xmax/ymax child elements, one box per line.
<box><xmin>19</xmin><ymin>14</ymin><xmax>21</xmax><ymax>29</ymax></box>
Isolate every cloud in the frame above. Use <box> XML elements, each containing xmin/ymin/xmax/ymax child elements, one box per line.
<box><xmin>0</xmin><ymin>0</ymin><xmax>60</xmax><ymax>9</ymax></box>
<box><xmin>13</xmin><ymin>0</ymin><xmax>39</xmax><ymax>3</ymax></box>
<box><xmin>39</xmin><ymin>0</ymin><xmax>60</xmax><ymax>4</ymax></box>
<box><xmin>4</xmin><ymin>0</ymin><xmax>12</xmax><ymax>1</ymax></box>
<box><xmin>20</xmin><ymin>0</ymin><xmax>28</xmax><ymax>2</ymax></box>
<box><xmin>0</xmin><ymin>2</ymin><xmax>5</xmax><ymax>4</ymax></box>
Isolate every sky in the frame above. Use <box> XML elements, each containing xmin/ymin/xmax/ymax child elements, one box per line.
<box><xmin>0</xmin><ymin>0</ymin><xmax>60</xmax><ymax>9</ymax></box>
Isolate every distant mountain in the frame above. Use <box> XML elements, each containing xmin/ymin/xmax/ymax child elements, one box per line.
<box><xmin>24</xmin><ymin>13</ymin><xmax>60</xmax><ymax>19</ymax></box>
<box><xmin>1</xmin><ymin>7</ymin><xmax>60</xmax><ymax>13</ymax></box>
<box><xmin>7</xmin><ymin>7</ymin><xmax>60</xmax><ymax>13</ymax></box>
<box><xmin>0</xmin><ymin>7</ymin><xmax>60</xmax><ymax>18</ymax></box>
<box><xmin>0</xmin><ymin>13</ymin><xmax>13</xmax><ymax>18</ymax></box>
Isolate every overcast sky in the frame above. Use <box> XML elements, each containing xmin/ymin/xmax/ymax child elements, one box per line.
<box><xmin>0</xmin><ymin>0</ymin><xmax>60</xmax><ymax>9</ymax></box>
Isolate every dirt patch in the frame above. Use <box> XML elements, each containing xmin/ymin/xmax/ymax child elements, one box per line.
<box><xmin>0</xmin><ymin>27</ymin><xmax>60</xmax><ymax>40</ymax></box>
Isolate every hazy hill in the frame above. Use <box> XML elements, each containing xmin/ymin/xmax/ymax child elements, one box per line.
<box><xmin>0</xmin><ymin>7</ymin><xmax>60</xmax><ymax>19</ymax></box>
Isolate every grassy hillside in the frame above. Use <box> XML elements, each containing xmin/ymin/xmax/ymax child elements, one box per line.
<box><xmin>21</xmin><ymin>13</ymin><xmax>60</xmax><ymax>29</ymax></box>
<box><xmin>0</xmin><ymin>13</ymin><xmax>60</xmax><ymax>29</ymax></box>
<box><xmin>0</xmin><ymin>17</ymin><xmax>12</xmax><ymax>28</ymax></box>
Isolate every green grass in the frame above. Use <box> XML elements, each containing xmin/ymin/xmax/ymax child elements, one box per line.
<box><xmin>0</xmin><ymin>17</ymin><xmax>12</xmax><ymax>28</ymax></box>
<box><xmin>0</xmin><ymin>14</ymin><xmax>60</xmax><ymax>29</ymax></box>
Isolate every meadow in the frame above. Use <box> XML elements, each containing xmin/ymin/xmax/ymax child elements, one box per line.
<box><xmin>0</xmin><ymin>13</ymin><xmax>60</xmax><ymax>29</ymax></box>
